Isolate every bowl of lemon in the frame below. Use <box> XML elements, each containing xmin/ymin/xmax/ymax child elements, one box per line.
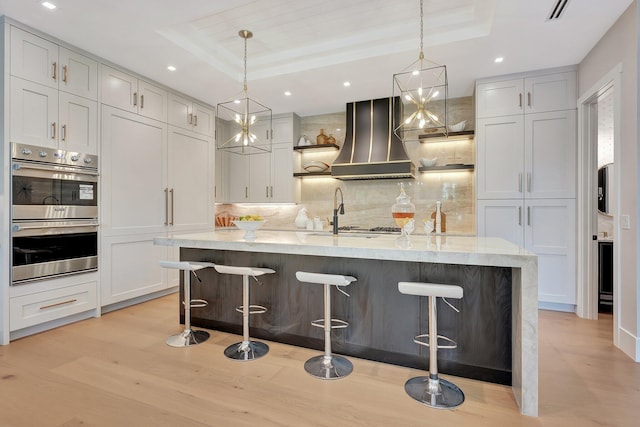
<box><xmin>232</xmin><ymin>215</ymin><xmax>266</xmax><ymax>240</ymax></box>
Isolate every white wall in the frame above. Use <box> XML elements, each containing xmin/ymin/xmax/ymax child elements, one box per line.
<box><xmin>578</xmin><ymin>1</ymin><xmax>639</xmax><ymax>360</ymax></box>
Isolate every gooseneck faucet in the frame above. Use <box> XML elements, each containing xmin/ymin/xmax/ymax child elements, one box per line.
<box><xmin>333</xmin><ymin>187</ymin><xmax>345</xmax><ymax>235</ymax></box>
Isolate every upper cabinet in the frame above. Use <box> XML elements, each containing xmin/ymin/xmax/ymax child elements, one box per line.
<box><xmin>10</xmin><ymin>26</ymin><xmax>98</xmax><ymax>100</ymax></box>
<box><xmin>100</xmin><ymin>64</ymin><xmax>167</xmax><ymax>122</ymax></box>
<box><xmin>168</xmin><ymin>93</ymin><xmax>214</xmax><ymax>136</ymax></box>
<box><xmin>476</xmin><ymin>71</ymin><xmax>576</xmax><ymax>118</ymax></box>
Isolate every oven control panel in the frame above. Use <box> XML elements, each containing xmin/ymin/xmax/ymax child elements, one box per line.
<box><xmin>12</xmin><ymin>143</ymin><xmax>98</xmax><ymax>170</ymax></box>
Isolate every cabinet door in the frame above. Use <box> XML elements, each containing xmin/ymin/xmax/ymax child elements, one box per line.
<box><xmin>58</xmin><ymin>47</ymin><xmax>98</xmax><ymax>100</ymax></box>
<box><xmin>138</xmin><ymin>80</ymin><xmax>167</xmax><ymax>122</ymax></box>
<box><xmin>477</xmin><ymin>199</ymin><xmax>524</xmax><ymax>247</ymax></box>
<box><xmin>476</xmin><ymin>78</ymin><xmax>523</xmax><ymax>118</ymax></box>
<box><xmin>10</xmin><ymin>77</ymin><xmax>58</xmax><ymax>148</ymax></box>
<box><xmin>272</xmin><ymin>116</ymin><xmax>294</xmax><ymax>144</ymax></box>
<box><xmin>101</xmin><ymin>106</ymin><xmax>167</xmax><ymax>236</ymax></box>
<box><xmin>271</xmin><ymin>143</ymin><xmax>297</xmax><ymax>202</ymax></box>
<box><xmin>167</xmin><ymin>93</ymin><xmax>191</xmax><ymax>130</ymax></box>
<box><xmin>100</xmin><ymin>64</ymin><xmax>137</xmax><ymax>113</ymax></box>
<box><xmin>10</xmin><ymin>26</ymin><xmax>58</xmax><ymax>89</ymax></box>
<box><xmin>58</xmin><ymin>92</ymin><xmax>98</xmax><ymax>154</ymax></box>
<box><xmin>525</xmin><ymin>199</ymin><xmax>576</xmax><ymax>305</ymax></box>
<box><xmin>100</xmin><ymin>234</ymin><xmax>169</xmax><ymax>306</ymax></box>
<box><xmin>524</xmin><ymin>72</ymin><xmax>576</xmax><ymax>114</ymax></box>
<box><xmin>215</xmin><ymin>149</ymin><xmax>228</xmax><ymax>203</ymax></box>
<box><xmin>192</xmin><ymin>102</ymin><xmax>214</xmax><ymax>136</ymax></box>
<box><xmin>525</xmin><ymin>110</ymin><xmax>576</xmax><ymax>199</ymax></box>
<box><xmin>249</xmin><ymin>151</ymin><xmax>272</xmax><ymax>202</ymax></box>
<box><xmin>476</xmin><ymin>115</ymin><xmax>524</xmax><ymax>199</ymax></box>
<box><xmin>227</xmin><ymin>153</ymin><xmax>249</xmax><ymax>202</ymax></box>
<box><xmin>168</xmin><ymin>126</ymin><xmax>213</xmax><ymax>231</ymax></box>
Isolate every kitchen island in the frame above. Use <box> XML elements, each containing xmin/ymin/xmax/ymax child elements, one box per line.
<box><xmin>154</xmin><ymin>230</ymin><xmax>538</xmax><ymax>416</ymax></box>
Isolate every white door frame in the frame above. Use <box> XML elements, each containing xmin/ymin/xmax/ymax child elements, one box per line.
<box><xmin>576</xmin><ymin>64</ymin><xmax>622</xmax><ymax>345</ymax></box>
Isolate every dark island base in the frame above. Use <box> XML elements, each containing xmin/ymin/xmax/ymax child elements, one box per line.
<box><xmin>181</xmin><ymin>248</ymin><xmax>513</xmax><ymax>386</ymax></box>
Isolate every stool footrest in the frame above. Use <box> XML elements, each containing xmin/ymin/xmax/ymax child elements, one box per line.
<box><xmin>182</xmin><ymin>299</ymin><xmax>208</xmax><ymax>309</ymax></box>
<box><xmin>413</xmin><ymin>333</ymin><xmax>457</xmax><ymax>349</ymax></box>
<box><xmin>235</xmin><ymin>304</ymin><xmax>268</xmax><ymax>315</ymax></box>
<box><xmin>311</xmin><ymin>318</ymin><xmax>349</xmax><ymax>329</ymax></box>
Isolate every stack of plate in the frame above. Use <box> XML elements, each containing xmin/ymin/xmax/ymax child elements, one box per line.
<box><xmin>302</xmin><ymin>160</ymin><xmax>330</xmax><ymax>172</ymax></box>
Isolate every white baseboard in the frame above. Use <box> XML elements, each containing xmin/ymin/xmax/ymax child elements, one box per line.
<box><xmin>101</xmin><ymin>287</ymin><xmax>178</xmax><ymax>314</ymax></box>
<box><xmin>538</xmin><ymin>301</ymin><xmax>576</xmax><ymax>313</ymax></box>
<box><xmin>618</xmin><ymin>325</ymin><xmax>640</xmax><ymax>362</ymax></box>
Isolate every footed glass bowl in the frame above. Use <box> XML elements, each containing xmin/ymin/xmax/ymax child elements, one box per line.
<box><xmin>232</xmin><ymin>220</ymin><xmax>266</xmax><ymax>240</ymax></box>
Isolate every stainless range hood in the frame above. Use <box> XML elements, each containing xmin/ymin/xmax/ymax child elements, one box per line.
<box><xmin>331</xmin><ymin>97</ymin><xmax>415</xmax><ymax>180</ymax></box>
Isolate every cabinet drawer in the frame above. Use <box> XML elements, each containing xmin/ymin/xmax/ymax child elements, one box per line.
<box><xmin>10</xmin><ymin>281</ymin><xmax>97</xmax><ymax>331</ymax></box>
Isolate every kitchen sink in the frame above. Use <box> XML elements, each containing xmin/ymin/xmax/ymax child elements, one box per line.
<box><xmin>307</xmin><ymin>232</ymin><xmax>379</xmax><ymax>239</ymax></box>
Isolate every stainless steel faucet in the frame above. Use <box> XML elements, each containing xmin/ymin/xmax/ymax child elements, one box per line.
<box><xmin>333</xmin><ymin>187</ymin><xmax>345</xmax><ymax>235</ymax></box>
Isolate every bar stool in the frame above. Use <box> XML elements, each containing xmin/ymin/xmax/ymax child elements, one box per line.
<box><xmin>295</xmin><ymin>271</ymin><xmax>357</xmax><ymax>379</ymax></box>
<box><xmin>213</xmin><ymin>264</ymin><xmax>275</xmax><ymax>361</ymax></box>
<box><xmin>160</xmin><ymin>260</ymin><xmax>216</xmax><ymax>348</ymax></box>
<box><xmin>398</xmin><ymin>281</ymin><xmax>465</xmax><ymax>409</ymax></box>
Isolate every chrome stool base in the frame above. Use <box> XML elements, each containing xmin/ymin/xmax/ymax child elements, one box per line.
<box><xmin>166</xmin><ymin>329</ymin><xmax>210</xmax><ymax>348</ymax></box>
<box><xmin>404</xmin><ymin>376</ymin><xmax>465</xmax><ymax>409</ymax></box>
<box><xmin>304</xmin><ymin>354</ymin><xmax>353</xmax><ymax>379</ymax></box>
<box><xmin>224</xmin><ymin>340</ymin><xmax>269</xmax><ymax>361</ymax></box>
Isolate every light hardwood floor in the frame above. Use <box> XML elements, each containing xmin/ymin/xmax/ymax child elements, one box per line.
<box><xmin>1</xmin><ymin>295</ymin><xmax>639</xmax><ymax>427</ymax></box>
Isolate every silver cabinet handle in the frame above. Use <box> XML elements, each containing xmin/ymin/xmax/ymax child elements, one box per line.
<box><xmin>527</xmin><ymin>92</ymin><xmax>531</xmax><ymax>107</ymax></box>
<box><xmin>61</xmin><ymin>124</ymin><xmax>67</xmax><ymax>141</ymax></box>
<box><xmin>518</xmin><ymin>206</ymin><xmax>522</xmax><ymax>226</ymax></box>
<box><xmin>245</xmin><ymin>187</ymin><xmax>248</xmax><ymax>198</ymax></box>
<box><xmin>140</xmin><ymin>94</ymin><xmax>145</xmax><ymax>109</ymax></box>
<box><xmin>62</xmin><ymin>65</ymin><xmax>68</xmax><ymax>83</ymax></box>
<box><xmin>527</xmin><ymin>206</ymin><xmax>531</xmax><ymax>226</ymax></box>
<box><xmin>52</xmin><ymin>62</ymin><xmax>57</xmax><ymax>81</ymax></box>
<box><xmin>133</xmin><ymin>92</ymin><xmax>138</xmax><ymax>107</ymax></box>
<box><xmin>527</xmin><ymin>173</ymin><xmax>531</xmax><ymax>192</ymax></box>
<box><xmin>165</xmin><ymin>188</ymin><xmax>170</xmax><ymax>225</ymax></box>
<box><xmin>169</xmin><ymin>188</ymin><xmax>174</xmax><ymax>225</ymax></box>
<box><xmin>193</xmin><ymin>115</ymin><xmax>198</xmax><ymax>126</ymax></box>
<box><xmin>518</xmin><ymin>173</ymin><xmax>522</xmax><ymax>192</ymax></box>
<box><xmin>188</xmin><ymin>113</ymin><xmax>193</xmax><ymax>124</ymax></box>
<box><xmin>270</xmin><ymin>186</ymin><xmax>273</xmax><ymax>198</ymax></box>
<box><xmin>518</xmin><ymin>93</ymin><xmax>522</xmax><ymax>108</ymax></box>
<box><xmin>51</xmin><ymin>122</ymin><xmax>56</xmax><ymax>140</ymax></box>
<box><xmin>265</xmin><ymin>186</ymin><xmax>269</xmax><ymax>198</ymax></box>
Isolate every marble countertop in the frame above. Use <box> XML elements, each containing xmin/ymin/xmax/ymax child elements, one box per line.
<box><xmin>155</xmin><ymin>229</ymin><xmax>536</xmax><ymax>268</ymax></box>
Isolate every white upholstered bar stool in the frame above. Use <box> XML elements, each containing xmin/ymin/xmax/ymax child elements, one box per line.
<box><xmin>213</xmin><ymin>264</ymin><xmax>275</xmax><ymax>361</ymax></box>
<box><xmin>398</xmin><ymin>281</ymin><xmax>465</xmax><ymax>409</ymax></box>
<box><xmin>160</xmin><ymin>260</ymin><xmax>216</xmax><ymax>348</ymax></box>
<box><xmin>295</xmin><ymin>271</ymin><xmax>357</xmax><ymax>379</ymax></box>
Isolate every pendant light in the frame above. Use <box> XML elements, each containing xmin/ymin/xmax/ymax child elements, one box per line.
<box><xmin>216</xmin><ymin>30</ymin><xmax>272</xmax><ymax>155</ymax></box>
<box><xmin>393</xmin><ymin>0</ymin><xmax>448</xmax><ymax>141</ymax></box>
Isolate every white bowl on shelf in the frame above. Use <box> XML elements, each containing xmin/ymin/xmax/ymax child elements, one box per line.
<box><xmin>232</xmin><ymin>220</ymin><xmax>266</xmax><ymax>240</ymax></box>
<box><xmin>302</xmin><ymin>160</ymin><xmax>330</xmax><ymax>172</ymax></box>
<box><xmin>420</xmin><ymin>157</ymin><xmax>438</xmax><ymax>168</ymax></box>
<box><xmin>447</xmin><ymin>120</ymin><xmax>467</xmax><ymax>132</ymax></box>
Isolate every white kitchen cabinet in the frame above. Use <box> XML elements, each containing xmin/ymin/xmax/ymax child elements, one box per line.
<box><xmin>167</xmin><ymin>126</ymin><xmax>213</xmax><ymax>231</ymax></box>
<box><xmin>10</xmin><ymin>26</ymin><xmax>98</xmax><ymax>100</ymax></box>
<box><xmin>100</xmin><ymin>107</ymin><xmax>212</xmax><ymax>305</ymax></box>
<box><xmin>476</xmin><ymin>68</ymin><xmax>577</xmax><ymax>310</ymax></box>
<box><xmin>168</xmin><ymin>93</ymin><xmax>214</xmax><ymax>136</ymax></box>
<box><xmin>477</xmin><ymin>110</ymin><xmax>576</xmax><ymax>200</ymax></box>
<box><xmin>270</xmin><ymin>142</ymin><xmax>297</xmax><ymax>202</ymax></box>
<box><xmin>249</xmin><ymin>150</ymin><xmax>272</xmax><ymax>202</ymax></box>
<box><xmin>476</xmin><ymin>71</ymin><xmax>576</xmax><ymax>119</ymax></box>
<box><xmin>100</xmin><ymin>64</ymin><xmax>167</xmax><ymax>122</ymax></box>
<box><xmin>10</xmin><ymin>76</ymin><xmax>98</xmax><ymax>153</ymax></box>
<box><xmin>477</xmin><ymin>199</ymin><xmax>576</xmax><ymax>307</ymax></box>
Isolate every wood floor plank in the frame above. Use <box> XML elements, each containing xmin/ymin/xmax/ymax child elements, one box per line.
<box><xmin>1</xmin><ymin>295</ymin><xmax>639</xmax><ymax>426</ymax></box>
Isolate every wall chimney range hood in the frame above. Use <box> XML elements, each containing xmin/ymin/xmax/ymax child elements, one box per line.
<box><xmin>331</xmin><ymin>97</ymin><xmax>415</xmax><ymax>180</ymax></box>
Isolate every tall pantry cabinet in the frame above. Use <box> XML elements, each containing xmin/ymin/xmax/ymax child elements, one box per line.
<box><xmin>476</xmin><ymin>68</ymin><xmax>578</xmax><ymax>311</ymax></box>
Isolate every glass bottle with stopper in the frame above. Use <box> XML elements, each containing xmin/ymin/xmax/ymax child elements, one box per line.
<box><xmin>392</xmin><ymin>183</ymin><xmax>415</xmax><ymax>233</ymax></box>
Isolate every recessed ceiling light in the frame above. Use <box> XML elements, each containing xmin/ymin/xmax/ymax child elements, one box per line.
<box><xmin>343</xmin><ymin>81</ymin><xmax>351</xmax><ymax>87</ymax></box>
<box><xmin>494</xmin><ymin>57</ymin><xmax>504</xmax><ymax>63</ymax></box>
<box><xmin>167</xmin><ymin>65</ymin><xmax>177</xmax><ymax>71</ymax></box>
<box><xmin>41</xmin><ymin>2</ymin><xmax>56</xmax><ymax>10</ymax></box>
<box><xmin>284</xmin><ymin>91</ymin><xmax>291</xmax><ymax>96</ymax></box>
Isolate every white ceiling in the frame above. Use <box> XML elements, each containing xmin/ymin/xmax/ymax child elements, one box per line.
<box><xmin>0</xmin><ymin>0</ymin><xmax>634</xmax><ymax>117</ymax></box>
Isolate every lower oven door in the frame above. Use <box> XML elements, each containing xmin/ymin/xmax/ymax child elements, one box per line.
<box><xmin>12</xmin><ymin>220</ymin><xmax>99</xmax><ymax>285</ymax></box>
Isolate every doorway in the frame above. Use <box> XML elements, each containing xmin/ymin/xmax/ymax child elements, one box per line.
<box><xmin>576</xmin><ymin>64</ymin><xmax>621</xmax><ymax>346</ymax></box>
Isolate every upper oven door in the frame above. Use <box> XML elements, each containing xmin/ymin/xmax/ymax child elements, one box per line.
<box><xmin>12</xmin><ymin>161</ymin><xmax>99</xmax><ymax>220</ymax></box>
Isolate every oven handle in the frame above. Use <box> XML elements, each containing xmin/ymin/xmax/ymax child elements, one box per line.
<box><xmin>13</xmin><ymin>162</ymin><xmax>99</xmax><ymax>178</ymax></box>
<box><xmin>13</xmin><ymin>222</ymin><xmax>99</xmax><ymax>232</ymax></box>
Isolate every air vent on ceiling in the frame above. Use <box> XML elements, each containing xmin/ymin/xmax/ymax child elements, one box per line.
<box><xmin>547</xmin><ymin>0</ymin><xmax>570</xmax><ymax>21</ymax></box>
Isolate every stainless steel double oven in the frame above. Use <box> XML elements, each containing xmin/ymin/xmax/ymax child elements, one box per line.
<box><xmin>11</xmin><ymin>143</ymin><xmax>99</xmax><ymax>285</ymax></box>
